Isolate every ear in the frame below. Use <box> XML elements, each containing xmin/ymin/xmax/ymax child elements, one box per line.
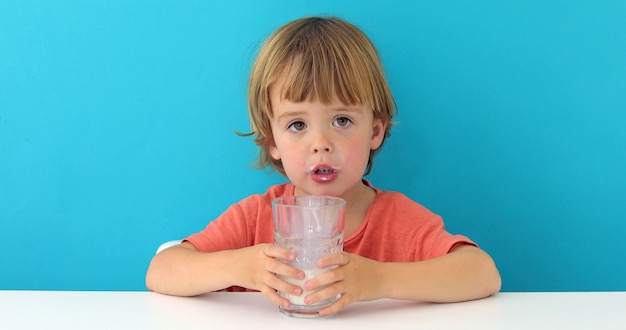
<box><xmin>370</xmin><ymin>118</ymin><xmax>387</xmax><ymax>150</ymax></box>
<box><xmin>268</xmin><ymin>139</ymin><xmax>281</xmax><ymax>160</ymax></box>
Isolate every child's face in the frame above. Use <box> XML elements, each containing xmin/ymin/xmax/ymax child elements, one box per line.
<box><xmin>268</xmin><ymin>78</ymin><xmax>386</xmax><ymax>199</ymax></box>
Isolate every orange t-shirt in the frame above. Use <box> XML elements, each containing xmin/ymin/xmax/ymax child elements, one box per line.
<box><xmin>187</xmin><ymin>181</ymin><xmax>475</xmax><ymax>265</ymax></box>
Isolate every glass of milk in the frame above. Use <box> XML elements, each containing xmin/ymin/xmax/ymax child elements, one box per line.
<box><xmin>272</xmin><ymin>195</ymin><xmax>345</xmax><ymax>318</ymax></box>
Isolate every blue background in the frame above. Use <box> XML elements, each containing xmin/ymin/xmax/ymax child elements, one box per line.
<box><xmin>1</xmin><ymin>0</ymin><xmax>624</xmax><ymax>292</ymax></box>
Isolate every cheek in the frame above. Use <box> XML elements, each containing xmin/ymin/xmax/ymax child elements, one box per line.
<box><xmin>344</xmin><ymin>138</ymin><xmax>371</xmax><ymax>165</ymax></box>
<box><xmin>272</xmin><ymin>141</ymin><xmax>298</xmax><ymax>167</ymax></box>
<box><xmin>279</xmin><ymin>154</ymin><xmax>303</xmax><ymax>179</ymax></box>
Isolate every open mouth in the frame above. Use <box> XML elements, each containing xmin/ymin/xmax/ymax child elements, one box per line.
<box><xmin>315</xmin><ymin>168</ymin><xmax>335</xmax><ymax>174</ymax></box>
<box><xmin>308</xmin><ymin>165</ymin><xmax>339</xmax><ymax>183</ymax></box>
<box><xmin>308</xmin><ymin>165</ymin><xmax>338</xmax><ymax>175</ymax></box>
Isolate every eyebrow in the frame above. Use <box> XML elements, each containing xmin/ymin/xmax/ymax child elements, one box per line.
<box><xmin>275</xmin><ymin>110</ymin><xmax>306</xmax><ymax>122</ymax></box>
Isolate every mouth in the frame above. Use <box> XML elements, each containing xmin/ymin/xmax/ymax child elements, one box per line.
<box><xmin>308</xmin><ymin>165</ymin><xmax>338</xmax><ymax>175</ymax></box>
<box><xmin>307</xmin><ymin>165</ymin><xmax>339</xmax><ymax>183</ymax></box>
<box><xmin>314</xmin><ymin>167</ymin><xmax>335</xmax><ymax>174</ymax></box>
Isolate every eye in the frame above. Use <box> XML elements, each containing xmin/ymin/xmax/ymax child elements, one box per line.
<box><xmin>333</xmin><ymin>116</ymin><xmax>353</xmax><ymax>128</ymax></box>
<box><xmin>288</xmin><ymin>120</ymin><xmax>307</xmax><ymax>132</ymax></box>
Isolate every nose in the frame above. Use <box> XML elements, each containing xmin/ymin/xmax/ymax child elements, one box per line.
<box><xmin>311</xmin><ymin>128</ymin><xmax>333</xmax><ymax>153</ymax></box>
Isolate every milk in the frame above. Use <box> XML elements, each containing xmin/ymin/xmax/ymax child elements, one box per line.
<box><xmin>281</xmin><ymin>268</ymin><xmax>327</xmax><ymax>305</ymax></box>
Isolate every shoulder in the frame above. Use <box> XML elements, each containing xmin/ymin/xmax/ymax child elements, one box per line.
<box><xmin>367</xmin><ymin>182</ymin><xmax>438</xmax><ymax>221</ymax></box>
<box><xmin>192</xmin><ymin>183</ymin><xmax>293</xmax><ymax>248</ymax></box>
<box><xmin>236</xmin><ymin>182</ymin><xmax>295</xmax><ymax>210</ymax></box>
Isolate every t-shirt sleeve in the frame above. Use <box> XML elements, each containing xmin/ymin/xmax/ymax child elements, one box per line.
<box><xmin>419</xmin><ymin>212</ymin><xmax>477</xmax><ymax>260</ymax></box>
<box><xmin>184</xmin><ymin>202</ymin><xmax>250</xmax><ymax>252</ymax></box>
<box><xmin>349</xmin><ymin>189</ymin><xmax>477</xmax><ymax>262</ymax></box>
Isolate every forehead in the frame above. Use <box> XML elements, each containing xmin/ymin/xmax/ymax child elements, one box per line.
<box><xmin>269</xmin><ymin>66</ymin><xmax>355</xmax><ymax>111</ymax></box>
<box><xmin>268</xmin><ymin>54</ymin><xmax>376</xmax><ymax>110</ymax></box>
<box><xmin>269</xmin><ymin>69</ymin><xmax>348</xmax><ymax>112</ymax></box>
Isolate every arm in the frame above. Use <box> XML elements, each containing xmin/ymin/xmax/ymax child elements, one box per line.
<box><xmin>145</xmin><ymin>242</ymin><xmax>305</xmax><ymax>307</ymax></box>
<box><xmin>305</xmin><ymin>244</ymin><xmax>501</xmax><ymax>316</ymax></box>
<box><xmin>145</xmin><ymin>242</ymin><xmax>237</xmax><ymax>296</ymax></box>
<box><xmin>378</xmin><ymin>244</ymin><xmax>501</xmax><ymax>302</ymax></box>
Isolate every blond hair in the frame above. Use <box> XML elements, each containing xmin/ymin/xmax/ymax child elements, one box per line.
<box><xmin>245</xmin><ymin>16</ymin><xmax>396</xmax><ymax>176</ymax></box>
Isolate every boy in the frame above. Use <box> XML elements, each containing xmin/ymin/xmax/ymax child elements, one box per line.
<box><xmin>146</xmin><ymin>16</ymin><xmax>501</xmax><ymax>317</ymax></box>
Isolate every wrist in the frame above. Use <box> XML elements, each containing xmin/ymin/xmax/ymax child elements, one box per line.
<box><xmin>366</xmin><ymin>258</ymin><xmax>389</xmax><ymax>301</ymax></box>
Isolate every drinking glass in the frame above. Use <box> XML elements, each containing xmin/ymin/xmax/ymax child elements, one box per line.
<box><xmin>272</xmin><ymin>195</ymin><xmax>346</xmax><ymax>318</ymax></box>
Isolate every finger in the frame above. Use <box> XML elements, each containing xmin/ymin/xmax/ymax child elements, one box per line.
<box><xmin>304</xmin><ymin>266</ymin><xmax>342</xmax><ymax>292</ymax></box>
<box><xmin>304</xmin><ymin>279</ymin><xmax>345</xmax><ymax>305</ymax></box>
<box><xmin>318</xmin><ymin>294</ymin><xmax>350</xmax><ymax>317</ymax></box>
<box><xmin>265</xmin><ymin>272</ymin><xmax>303</xmax><ymax>298</ymax></box>
<box><xmin>316</xmin><ymin>252</ymin><xmax>349</xmax><ymax>268</ymax></box>
<box><xmin>266</xmin><ymin>258</ymin><xmax>304</xmax><ymax>281</ymax></box>
<box><xmin>259</xmin><ymin>285</ymin><xmax>293</xmax><ymax>309</ymax></box>
<box><xmin>263</xmin><ymin>245</ymin><xmax>296</xmax><ymax>261</ymax></box>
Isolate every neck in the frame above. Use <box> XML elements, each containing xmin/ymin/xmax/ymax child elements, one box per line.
<box><xmin>340</xmin><ymin>180</ymin><xmax>376</xmax><ymax>238</ymax></box>
<box><xmin>291</xmin><ymin>180</ymin><xmax>375</xmax><ymax>237</ymax></box>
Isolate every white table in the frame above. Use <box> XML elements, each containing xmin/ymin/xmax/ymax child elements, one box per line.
<box><xmin>1</xmin><ymin>291</ymin><xmax>624</xmax><ymax>329</ymax></box>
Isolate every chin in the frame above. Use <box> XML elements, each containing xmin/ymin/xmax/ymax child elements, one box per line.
<box><xmin>296</xmin><ymin>184</ymin><xmax>339</xmax><ymax>197</ymax></box>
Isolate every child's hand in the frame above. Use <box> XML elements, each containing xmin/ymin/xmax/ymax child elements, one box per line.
<box><xmin>300</xmin><ymin>252</ymin><xmax>383</xmax><ymax>316</ymax></box>
<box><xmin>233</xmin><ymin>244</ymin><xmax>305</xmax><ymax>308</ymax></box>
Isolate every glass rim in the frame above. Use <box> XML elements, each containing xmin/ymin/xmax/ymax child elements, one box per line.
<box><xmin>272</xmin><ymin>195</ymin><xmax>346</xmax><ymax>208</ymax></box>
